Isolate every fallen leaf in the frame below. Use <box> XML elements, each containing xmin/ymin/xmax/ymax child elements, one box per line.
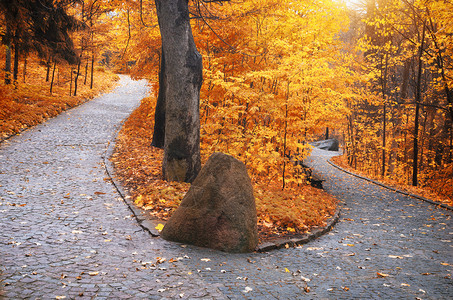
<box><xmin>401</xmin><ymin>283</ymin><xmax>410</xmax><ymax>287</ymax></box>
<box><xmin>285</xmin><ymin>268</ymin><xmax>290</xmax><ymax>273</ymax></box>
<box><xmin>88</xmin><ymin>272</ymin><xmax>99</xmax><ymax>276</ymax></box>
<box><xmin>388</xmin><ymin>255</ymin><xmax>403</xmax><ymax>259</ymax></box>
<box><xmin>155</xmin><ymin>224</ymin><xmax>164</xmax><ymax>232</ymax></box>
<box><xmin>243</xmin><ymin>286</ymin><xmax>253</xmax><ymax>293</ymax></box>
<box><xmin>201</xmin><ymin>258</ymin><xmax>211</xmax><ymax>262</ymax></box>
<box><xmin>377</xmin><ymin>272</ymin><xmax>389</xmax><ymax>278</ymax></box>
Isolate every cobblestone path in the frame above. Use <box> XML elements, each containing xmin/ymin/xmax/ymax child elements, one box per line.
<box><xmin>1</xmin><ymin>76</ymin><xmax>452</xmax><ymax>299</ymax></box>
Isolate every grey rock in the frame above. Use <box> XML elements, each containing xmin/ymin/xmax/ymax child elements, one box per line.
<box><xmin>161</xmin><ymin>152</ymin><xmax>258</xmax><ymax>252</ymax></box>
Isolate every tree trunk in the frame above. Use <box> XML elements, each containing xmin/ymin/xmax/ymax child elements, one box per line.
<box><xmin>381</xmin><ymin>53</ymin><xmax>389</xmax><ymax>177</ymax></box>
<box><xmin>46</xmin><ymin>58</ymin><xmax>51</xmax><ymax>82</ymax></box>
<box><xmin>23</xmin><ymin>55</ymin><xmax>27</xmax><ymax>83</ymax></box>
<box><xmin>4</xmin><ymin>26</ymin><xmax>11</xmax><ymax>85</ymax></box>
<box><xmin>152</xmin><ymin>49</ymin><xmax>166</xmax><ymax>149</ymax></box>
<box><xmin>13</xmin><ymin>43</ymin><xmax>19</xmax><ymax>84</ymax></box>
<box><xmin>84</xmin><ymin>56</ymin><xmax>89</xmax><ymax>85</ymax></box>
<box><xmin>412</xmin><ymin>24</ymin><xmax>426</xmax><ymax>186</ymax></box>
<box><xmin>155</xmin><ymin>0</ymin><xmax>202</xmax><ymax>183</ymax></box>
<box><xmin>74</xmin><ymin>58</ymin><xmax>81</xmax><ymax>96</ymax></box>
<box><xmin>50</xmin><ymin>60</ymin><xmax>56</xmax><ymax>94</ymax></box>
<box><xmin>90</xmin><ymin>53</ymin><xmax>94</xmax><ymax>89</ymax></box>
<box><xmin>70</xmin><ymin>67</ymin><xmax>73</xmax><ymax>96</ymax></box>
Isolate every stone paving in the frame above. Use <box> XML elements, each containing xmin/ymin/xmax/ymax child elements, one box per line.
<box><xmin>1</xmin><ymin>76</ymin><xmax>452</xmax><ymax>299</ymax></box>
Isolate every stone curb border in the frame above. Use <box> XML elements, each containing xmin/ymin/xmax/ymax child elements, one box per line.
<box><xmin>255</xmin><ymin>206</ymin><xmax>341</xmax><ymax>252</ymax></box>
<box><xmin>327</xmin><ymin>159</ymin><xmax>453</xmax><ymax>212</ymax></box>
<box><xmin>103</xmin><ymin>138</ymin><xmax>162</xmax><ymax>238</ymax></box>
<box><xmin>103</xmin><ymin>135</ymin><xmax>342</xmax><ymax>252</ymax></box>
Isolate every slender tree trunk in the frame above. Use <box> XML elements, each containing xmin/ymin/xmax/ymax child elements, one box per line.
<box><xmin>381</xmin><ymin>53</ymin><xmax>389</xmax><ymax>177</ymax></box>
<box><xmin>23</xmin><ymin>55</ymin><xmax>27</xmax><ymax>83</ymax></box>
<box><xmin>155</xmin><ymin>0</ymin><xmax>202</xmax><ymax>183</ymax></box>
<box><xmin>84</xmin><ymin>56</ymin><xmax>89</xmax><ymax>85</ymax></box>
<box><xmin>70</xmin><ymin>68</ymin><xmax>73</xmax><ymax>96</ymax></box>
<box><xmin>50</xmin><ymin>60</ymin><xmax>56</xmax><ymax>94</ymax></box>
<box><xmin>46</xmin><ymin>58</ymin><xmax>51</xmax><ymax>82</ymax></box>
<box><xmin>13</xmin><ymin>43</ymin><xmax>19</xmax><ymax>84</ymax></box>
<box><xmin>74</xmin><ymin>57</ymin><xmax>82</xmax><ymax>96</ymax></box>
<box><xmin>152</xmin><ymin>49</ymin><xmax>166</xmax><ymax>149</ymax></box>
<box><xmin>4</xmin><ymin>26</ymin><xmax>11</xmax><ymax>85</ymax></box>
<box><xmin>90</xmin><ymin>53</ymin><xmax>94</xmax><ymax>89</ymax></box>
<box><xmin>282</xmin><ymin>82</ymin><xmax>289</xmax><ymax>190</ymax></box>
<box><xmin>412</xmin><ymin>24</ymin><xmax>426</xmax><ymax>186</ymax></box>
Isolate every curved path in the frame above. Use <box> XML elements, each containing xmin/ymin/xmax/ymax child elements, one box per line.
<box><xmin>1</xmin><ymin>77</ymin><xmax>452</xmax><ymax>299</ymax></box>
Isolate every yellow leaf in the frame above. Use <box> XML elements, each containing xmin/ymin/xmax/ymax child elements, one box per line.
<box><xmin>285</xmin><ymin>268</ymin><xmax>290</xmax><ymax>273</ymax></box>
<box><xmin>155</xmin><ymin>223</ymin><xmax>164</xmax><ymax>232</ymax></box>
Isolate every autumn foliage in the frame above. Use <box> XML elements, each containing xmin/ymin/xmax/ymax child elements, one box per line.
<box><xmin>112</xmin><ymin>95</ymin><xmax>338</xmax><ymax>239</ymax></box>
<box><xmin>0</xmin><ymin>54</ymin><xmax>118</xmax><ymax>140</ymax></box>
<box><xmin>3</xmin><ymin>0</ymin><xmax>452</xmax><ymax>241</ymax></box>
<box><xmin>341</xmin><ymin>0</ymin><xmax>453</xmax><ymax>204</ymax></box>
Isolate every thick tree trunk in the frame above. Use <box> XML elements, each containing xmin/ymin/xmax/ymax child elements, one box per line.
<box><xmin>155</xmin><ymin>0</ymin><xmax>202</xmax><ymax>183</ymax></box>
<box><xmin>152</xmin><ymin>49</ymin><xmax>166</xmax><ymax>149</ymax></box>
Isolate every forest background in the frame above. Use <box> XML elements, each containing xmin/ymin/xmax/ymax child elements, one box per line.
<box><xmin>1</xmin><ymin>0</ymin><xmax>452</xmax><ymax>237</ymax></box>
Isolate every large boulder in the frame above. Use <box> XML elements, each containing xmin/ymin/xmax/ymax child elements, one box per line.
<box><xmin>161</xmin><ymin>152</ymin><xmax>258</xmax><ymax>252</ymax></box>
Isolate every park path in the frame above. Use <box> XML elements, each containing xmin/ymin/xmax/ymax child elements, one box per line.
<box><xmin>1</xmin><ymin>76</ymin><xmax>452</xmax><ymax>299</ymax></box>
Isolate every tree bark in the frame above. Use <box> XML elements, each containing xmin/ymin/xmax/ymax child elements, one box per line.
<box><xmin>412</xmin><ymin>24</ymin><xmax>426</xmax><ymax>187</ymax></box>
<box><xmin>23</xmin><ymin>55</ymin><xmax>27</xmax><ymax>83</ymax></box>
<box><xmin>152</xmin><ymin>49</ymin><xmax>166</xmax><ymax>149</ymax></box>
<box><xmin>70</xmin><ymin>67</ymin><xmax>73</xmax><ymax>96</ymax></box>
<box><xmin>74</xmin><ymin>57</ymin><xmax>82</xmax><ymax>96</ymax></box>
<box><xmin>4</xmin><ymin>25</ymin><xmax>11</xmax><ymax>85</ymax></box>
<box><xmin>50</xmin><ymin>60</ymin><xmax>56</xmax><ymax>94</ymax></box>
<box><xmin>84</xmin><ymin>56</ymin><xmax>89</xmax><ymax>85</ymax></box>
<box><xmin>13</xmin><ymin>43</ymin><xmax>19</xmax><ymax>84</ymax></box>
<box><xmin>46</xmin><ymin>58</ymin><xmax>51</xmax><ymax>82</ymax></box>
<box><xmin>155</xmin><ymin>0</ymin><xmax>202</xmax><ymax>183</ymax></box>
<box><xmin>90</xmin><ymin>53</ymin><xmax>94</xmax><ymax>89</ymax></box>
